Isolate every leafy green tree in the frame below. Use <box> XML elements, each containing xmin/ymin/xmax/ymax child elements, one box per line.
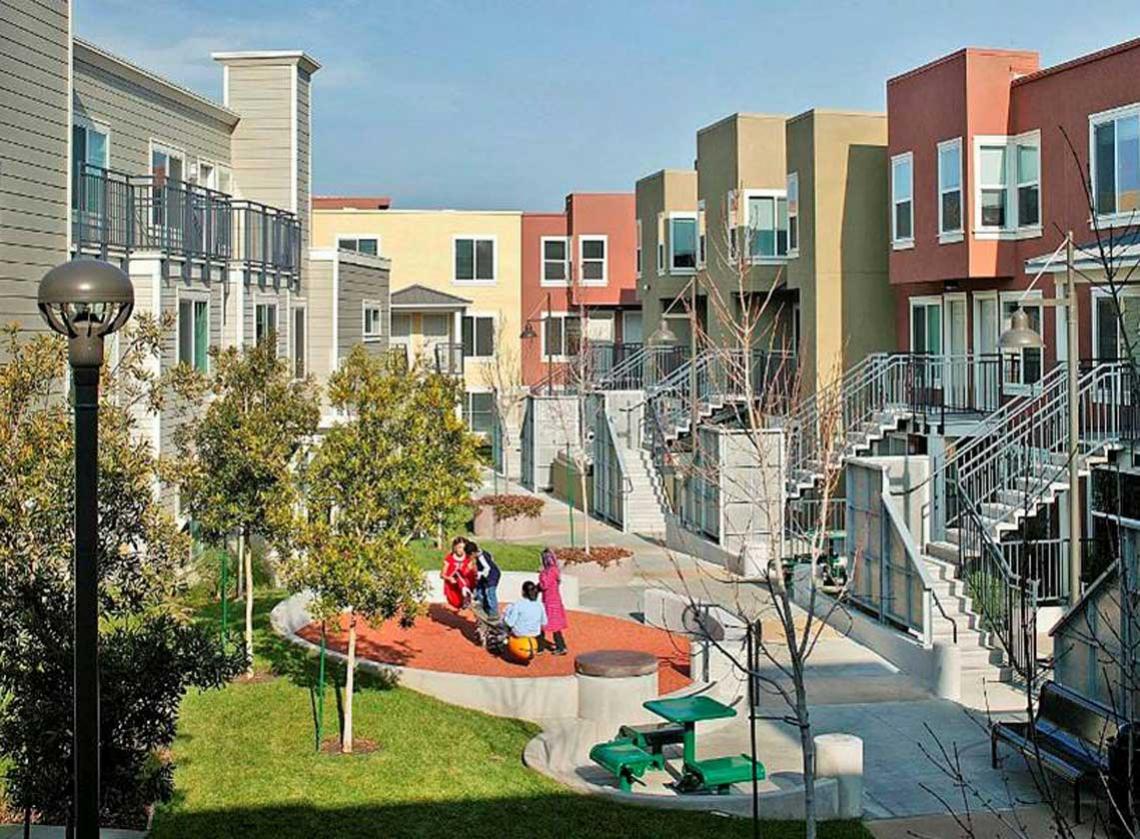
<box><xmin>0</xmin><ymin>323</ymin><xmax>245</xmax><ymax>829</ymax></box>
<box><xmin>284</xmin><ymin>347</ymin><xmax>478</xmax><ymax>753</ymax></box>
<box><xmin>177</xmin><ymin>339</ymin><xmax>320</xmax><ymax>672</ymax></box>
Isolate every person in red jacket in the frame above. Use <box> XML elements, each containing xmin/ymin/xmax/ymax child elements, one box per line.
<box><xmin>538</xmin><ymin>547</ymin><xmax>568</xmax><ymax>655</ymax></box>
<box><xmin>441</xmin><ymin>536</ymin><xmax>476</xmax><ymax>609</ymax></box>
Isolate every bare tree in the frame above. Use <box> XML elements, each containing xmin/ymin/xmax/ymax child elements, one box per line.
<box><xmin>481</xmin><ymin>316</ymin><xmax>526</xmax><ymax>493</ymax></box>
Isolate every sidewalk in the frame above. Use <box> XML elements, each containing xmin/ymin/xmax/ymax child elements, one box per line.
<box><xmin>867</xmin><ymin>806</ymin><xmax>1094</xmax><ymax>838</ymax></box>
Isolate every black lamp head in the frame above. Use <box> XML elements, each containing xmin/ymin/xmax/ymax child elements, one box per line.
<box><xmin>38</xmin><ymin>259</ymin><xmax>135</xmax><ymax>368</ymax></box>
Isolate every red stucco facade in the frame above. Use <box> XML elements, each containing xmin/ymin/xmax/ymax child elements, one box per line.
<box><xmin>888</xmin><ymin>39</ymin><xmax>1140</xmax><ymax>366</ymax></box>
<box><xmin>520</xmin><ymin>193</ymin><xmax>639</xmax><ymax>386</ymax></box>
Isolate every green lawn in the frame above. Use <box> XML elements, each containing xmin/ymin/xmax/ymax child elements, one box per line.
<box><xmin>150</xmin><ymin>591</ymin><xmax>871</xmax><ymax>839</ymax></box>
<box><xmin>409</xmin><ymin>538</ymin><xmax>546</xmax><ymax>573</ymax></box>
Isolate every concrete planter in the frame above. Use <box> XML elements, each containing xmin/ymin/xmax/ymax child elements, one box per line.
<box><xmin>472</xmin><ymin>503</ymin><xmax>543</xmax><ymax>540</ymax></box>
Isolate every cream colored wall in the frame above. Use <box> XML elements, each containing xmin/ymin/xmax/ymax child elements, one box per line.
<box><xmin>312</xmin><ymin>210</ymin><xmax>523</xmax><ymax>391</ymax></box>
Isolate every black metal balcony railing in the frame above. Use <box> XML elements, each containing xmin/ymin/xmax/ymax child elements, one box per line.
<box><xmin>73</xmin><ymin>163</ymin><xmax>301</xmax><ymax>280</ymax></box>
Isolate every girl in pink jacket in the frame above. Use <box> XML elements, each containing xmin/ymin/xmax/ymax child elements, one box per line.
<box><xmin>538</xmin><ymin>548</ymin><xmax>568</xmax><ymax>655</ymax></box>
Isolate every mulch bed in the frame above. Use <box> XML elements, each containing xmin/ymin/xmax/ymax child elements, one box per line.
<box><xmin>320</xmin><ymin>736</ymin><xmax>379</xmax><ymax>756</ymax></box>
<box><xmin>555</xmin><ymin>546</ymin><xmax>633</xmax><ymax>567</ymax></box>
<box><xmin>298</xmin><ymin>604</ymin><xmax>690</xmax><ymax>694</ymax></box>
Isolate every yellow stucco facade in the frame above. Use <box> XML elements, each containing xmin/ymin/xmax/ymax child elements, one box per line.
<box><xmin>312</xmin><ymin>209</ymin><xmax>523</xmax><ymax>395</ymax></box>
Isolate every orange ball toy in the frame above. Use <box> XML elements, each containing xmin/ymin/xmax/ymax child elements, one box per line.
<box><xmin>506</xmin><ymin>635</ymin><xmax>539</xmax><ymax>663</ymax></box>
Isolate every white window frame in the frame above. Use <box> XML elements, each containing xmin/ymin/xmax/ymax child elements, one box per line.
<box><xmin>742</xmin><ymin>188</ymin><xmax>790</xmax><ymax>263</ymax></box>
<box><xmin>937</xmin><ymin>138</ymin><xmax>964</xmax><ymax>243</ymax></box>
<box><xmin>461</xmin><ymin>311</ymin><xmax>497</xmax><ymax>359</ymax></box>
<box><xmin>578</xmin><ymin>234</ymin><xmax>608</xmax><ymax>286</ymax></box>
<box><xmin>656</xmin><ymin>212</ymin><xmax>665</xmax><ymax>276</ymax></box>
<box><xmin>362</xmin><ymin>299</ymin><xmax>385</xmax><ymax>342</ymax></box>
<box><xmin>785</xmin><ymin>173</ymin><xmax>800</xmax><ymax>257</ymax></box>
<box><xmin>74</xmin><ymin>116</ymin><xmax>110</xmax><ymax>169</ymax></box>
<box><xmin>336</xmin><ymin>235</ymin><xmax>380</xmax><ymax>256</ymax></box>
<box><xmin>697</xmin><ymin>199</ymin><xmax>707</xmax><ymax>268</ymax></box>
<box><xmin>999</xmin><ymin>290</ymin><xmax>1045</xmax><ymax>394</ymax></box>
<box><xmin>254</xmin><ymin>299</ymin><xmax>279</xmax><ymax>350</ymax></box>
<box><xmin>668</xmin><ymin>212</ymin><xmax>698</xmax><ymax>274</ymax></box>
<box><xmin>291</xmin><ymin>301</ymin><xmax>308</xmax><ymax>380</ymax></box>
<box><xmin>972</xmin><ymin>132</ymin><xmax>1042</xmax><ymax>239</ymax></box>
<box><xmin>891</xmin><ymin>152</ymin><xmax>914</xmax><ymax>249</ymax></box>
<box><xmin>1090</xmin><ymin>286</ymin><xmax>1140</xmax><ymax>361</ymax></box>
<box><xmin>463</xmin><ymin>387</ymin><xmax>495</xmax><ymax>435</ymax></box>
<box><xmin>177</xmin><ymin>292</ymin><xmax>210</xmax><ymax>372</ymax></box>
<box><xmin>1089</xmin><ymin>102</ymin><xmax>1140</xmax><ymax>229</ymax></box>
<box><xmin>540</xmin><ymin>235</ymin><xmax>570</xmax><ymax>287</ymax></box>
<box><xmin>540</xmin><ymin>311</ymin><xmax>580</xmax><ymax>361</ymax></box>
<box><xmin>635</xmin><ymin>219</ymin><xmax>642</xmax><ymax>278</ymax></box>
<box><xmin>149</xmin><ymin>139</ymin><xmax>186</xmax><ymax>180</ymax></box>
<box><xmin>452</xmin><ymin>235</ymin><xmax>497</xmax><ymax>284</ymax></box>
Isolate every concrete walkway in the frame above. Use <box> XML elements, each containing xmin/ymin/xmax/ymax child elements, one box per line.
<box><xmin>493</xmin><ymin>484</ymin><xmax>1049</xmax><ymax>820</ymax></box>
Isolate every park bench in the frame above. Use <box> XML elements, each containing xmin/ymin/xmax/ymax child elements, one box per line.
<box><xmin>681</xmin><ymin>754</ymin><xmax>767</xmax><ymax>795</ymax></box>
<box><xmin>617</xmin><ymin>722</ymin><xmax>686</xmax><ymax>769</ymax></box>
<box><xmin>589</xmin><ymin>739</ymin><xmax>657</xmax><ymax>792</ymax></box>
<box><xmin>992</xmin><ymin>680</ymin><xmax>1120</xmax><ymax>822</ymax></box>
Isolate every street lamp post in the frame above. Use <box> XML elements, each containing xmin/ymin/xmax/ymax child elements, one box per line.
<box><xmin>37</xmin><ymin>259</ymin><xmax>134</xmax><ymax>839</ymax></box>
<box><xmin>999</xmin><ymin>231</ymin><xmax>1081</xmax><ymax>605</ymax></box>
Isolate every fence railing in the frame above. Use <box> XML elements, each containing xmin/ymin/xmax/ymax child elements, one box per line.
<box><xmin>73</xmin><ymin>163</ymin><xmax>301</xmax><ymax>279</ymax></box>
<box><xmin>433</xmin><ymin>343</ymin><xmax>464</xmax><ymax>376</ymax></box>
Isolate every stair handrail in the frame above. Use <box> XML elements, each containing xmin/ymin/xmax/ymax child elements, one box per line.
<box><xmin>881</xmin><ymin>490</ymin><xmax>958</xmax><ymax>646</ymax></box>
<box><xmin>601</xmin><ymin>405</ymin><xmax>636</xmax><ymax>498</ymax></box>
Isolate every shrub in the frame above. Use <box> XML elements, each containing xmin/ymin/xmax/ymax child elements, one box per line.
<box><xmin>476</xmin><ymin>494</ymin><xmax>544</xmax><ymax>522</ymax></box>
<box><xmin>555</xmin><ymin>546</ymin><xmax>632</xmax><ymax>567</ymax></box>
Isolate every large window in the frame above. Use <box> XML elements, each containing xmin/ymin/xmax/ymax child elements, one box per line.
<box><xmin>255</xmin><ymin>302</ymin><xmax>278</xmax><ymax>354</ymax></box>
<box><xmin>462</xmin><ymin>314</ymin><xmax>495</xmax><ymax>358</ymax></box>
<box><xmin>541</xmin><ymin>236</ymin><xmax>569</xmax><ymax>285</ymax></box>
<box><xmin>454</xmin><ymin>237</ymin><xmax>495</xmax><ymax>282</ymax></box>
<box><xmin>542</xmin><ymin>314</ymin><xmax>581</xmax><ymax>359</ymax></box>
<box><xmin>938</xmin><ymin>138</ymin><xmax>962</xmax><ymax>238</ymax></box>
<box><xmin>337</xmin><ymin>236</ymin><xmax>379</xmax><ymax>255</ymax></box>
<box><xmin>580</xmin><ymin>236</ymin><xmax>607</xmax><ymax>284</ymax></box>
<box><xmin>72</xmin><ymin>121</ymin><xmax>109</xmax><ymax>210</ymax></box>
<box><xmin>1001</xmin><ymin>294</ymin><xmax>1043</xmax><ymax>389</ymax></box>
<box><xmin>391</xmin><ymin>313</ymin><xmax>412</xmax><ymax>339</ymax></box>
<box><xmin>1093</xmin><ymin>292</ymin><xmax>1140</xmax><ymax>361</ymax></box>
<box><xmin>974</xmin><ymin>134</ymin><xmax>1040</xmax><ymax>233</ymax></box>
<box><xmin>746</xmin><ymin>192</ymin><xmax>789</xmax><ymax>258</ymax></box>
<box><xmin>178</xmin><ymin>298</ymin><xmax>209</xmax><ymax>373</ymax></box>
<box><xmin>669</xmin><ymin>215</ymin><xmax>697</xmax><ymax>271</ymax></box>
<box><xmin>910</xmin><ymin>298</ymin><xmax>942</xmax><ymax>356</ymax></box>
<box><xmin>150</xmin><ymin>142</ymin><xmax>185</xmax><ymax>228</ymax></box>
<box><xmin>1092</xmin><ymin>106</ymin><xmax>1140</xmax><ymax>220</ymax></box>
<box><xmin>786</xmin><ymin>173</ymin><xmax>799</xmax><ymax>254</ymax></box>
<box><xmin>363</xmin><ymin>300</ymin><xmax>385</xmax><ymax>341</ymax></box>
<box><xmin>892</xmin><ymin>152</ymin><xmax>914</xmax><ymax>245</ymax></box>
<box><xmin>292</xmin><ymin>306</ymin><xmax>306</xmax><ymax>379</ymax></box>
<box><xmin>464</xmin><ymin>391</ymin><xmax>494</xmax><ymax>435</ymax></box>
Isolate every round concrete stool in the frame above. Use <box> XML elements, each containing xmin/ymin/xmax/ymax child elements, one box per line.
<box><xmin>575</xmin><ymin>650</ymin><xmax>658</xmax><ymax>724</ymax></box>
<box><xmin>814</xmin><ymin>733</ymin><xmax>864</xmax><ymax>818</ymax></box>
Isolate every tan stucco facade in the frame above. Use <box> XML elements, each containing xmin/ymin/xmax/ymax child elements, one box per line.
<box><xmin>785</xmin><ymin>110</ymin><xmax>893</xmax><ymax>392</ymax></box>
<box><xmin>312</xmin><ymin>209</ymin><xmax>523</xmax><ymax>394</ymax></box>
<box><xmin>635</xmin><ymin>169</ymin><xmax>698</xmax><ymax>347</ymax></box>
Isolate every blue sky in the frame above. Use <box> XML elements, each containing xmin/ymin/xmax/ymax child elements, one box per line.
<box><xmin>76</xmin><ymin>0</ymin><xmax>1139</xmax><ymax>212</ymax></box>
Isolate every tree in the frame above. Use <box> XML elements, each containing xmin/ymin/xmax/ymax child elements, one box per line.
<box><xmin>176</xmin><ymin>338</ymin><xmax>320</xmax><ymax>674</ymax></box>
<box><xmin>0</xmin><ymin>322</ymin><xmax>245</xmax><ymax>830</ymax></box>
<box><xmin>481</xmin><ymin>317</ymin><xmax>525</xmax><ymax>493</ymax></box>
<box><xmin>284</xmin><ymin>347</ymin><xmax>475</xmax><ymax>753</ymax></box>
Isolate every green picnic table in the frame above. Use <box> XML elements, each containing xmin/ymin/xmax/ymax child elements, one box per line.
<box><xmin>643</xmin><ymin>695</ymin><xmax>765</xmax><ymax>794</ymax></box>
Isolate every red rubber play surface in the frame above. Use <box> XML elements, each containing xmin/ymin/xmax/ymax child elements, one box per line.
<box><xmin>297</xmin><ymin>604</ymin><xmax>691</xmax><ymax>694</ymax></box>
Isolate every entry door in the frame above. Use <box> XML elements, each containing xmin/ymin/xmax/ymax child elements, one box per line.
<box><xmin>973</xmin><ymin>294</ymin><xmax>999</xmax><ymax>410</ymax></box>
<box><xmin>944</xmin><ymin>295</ymin><xmax>967</xmax><ymax>406</ymax></box>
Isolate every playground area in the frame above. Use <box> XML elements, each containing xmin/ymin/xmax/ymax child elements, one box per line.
<box><xmin>296</xmin><ymin>605</ymin><xmax>691</xmax><ymax>694</ymax></box>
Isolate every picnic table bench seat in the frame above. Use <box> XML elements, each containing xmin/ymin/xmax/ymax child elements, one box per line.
<box><xmin>588</xmin><ymin>739</ymin><xmax>657</xmax><ymax>792</ymax></box>
<box><xmin>683</xmin><ymin>754</ymin><xmax>766</xmax><ymax>794</ymax></box>
<box><xmin>617</xmin><ymin>722</ymin><xmax>686</xmax><ymax>769</ymax></box>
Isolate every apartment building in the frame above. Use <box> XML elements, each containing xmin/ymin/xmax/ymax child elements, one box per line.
<box><xmin>520</xmin><ymin>192</ymin><xmax>639</xmax><ymax>389</ymax></box>
<box><xmin>1</xmin><ymin>3</ymin><xmax>393</xmax><ymax>491</ymax></box>
<box><xmin>311</xmin><ymin>206</ymin><xmax>523</xmax><ymax>434</ymax></box>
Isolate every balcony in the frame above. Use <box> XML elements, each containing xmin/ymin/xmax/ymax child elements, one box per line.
<box><xmin>73</xmin><ymin>164</ymin><xmax>301</xmax><ymax>282</ymax></box>
<box><xmin>433</xmin><ymin>342</ymin><xmax>465</xmax><ymax>377</ymax></box>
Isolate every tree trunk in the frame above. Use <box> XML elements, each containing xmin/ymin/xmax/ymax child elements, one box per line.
<box><xmin>343</xmin><ymin>611</ymin><xmax>356</xmax><ymax>754</ymax></box>
<box><xmin>235</xmin><ymin>531</ymin><xmax>244</xmax><ymax>599</ymax></box>
<box><xmin>797</xmin><ymin>685</ymin><xmax>817</xmax><ymax>839</ymax></box>
<box><xmin>579</xmin><ymin>462</ymin><xmax>591</xmax><ymax>556</ymax></box>
<box><xmin>242</xmin><ymin>528</ymin><xmax>254</xmax><ymax>676</ymax></box>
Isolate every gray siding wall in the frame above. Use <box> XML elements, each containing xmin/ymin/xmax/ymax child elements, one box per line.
<box><xmin>337</xmin><ymin>256</ymin><xmax>389</xmax><ymax>359</ymax></box>
<box><xmin>0</xmin><ymin>0</ymin><xmax>70</xmax><ymax>329</ymax></box>
<box><xmin>225</xmin><ymin>63</ymin><xmax>293</xmax><ymax>211</ymax></box>
<box><xmin>73</xmin><ymin>53</ymin><xmax>232</xmax><ymax>177</ymax></box>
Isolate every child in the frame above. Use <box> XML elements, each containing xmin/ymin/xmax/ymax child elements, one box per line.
<box><xmin>503</xmin><ymin>581</ymin><xmax>547</xmax><ymax>639</ymax></box>
<box><xmin>441</xmin><ymin>536</ymin><xmax>476</xmax><ymax>609</ymax></box>
<box><xmin>468</xmin><ymin>540</ymin><xmax>501</xmax><ymax>616</ymax></box>
<box><xmin>538</xmin><ymin>547</ymin><xmax>568</xmax><ymax>655</ymax></box>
